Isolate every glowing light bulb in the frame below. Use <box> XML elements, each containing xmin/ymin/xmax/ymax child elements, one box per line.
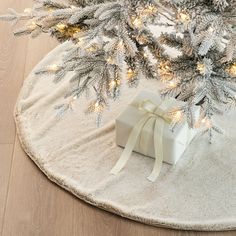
<box><xmin>29</xmin><ymin>21</ymin><xmax>37</xmax><ymax>30</ymax></box>
<box><xmin>109</xmin><ymin>80</ymin><xmax>117</xmax><ymax>88</ymax></box>
<box><xmin>93</xmin><ymin>101</ymin><xmax>104</xmax><ymax>113</ymax></box>
<box><xmin>197</xmin><ymin>63</ymin><xmax>206</xmax><ymax>74</ymax></box>
<box><xmin>158</xmin><ymin>62</ymin><xmax>174</xmax><ymax>81</ymax></box>
<box><xmin>142</xmin><ymin>4</ymin><xmax>157</xmax><ymax>15</ymax></box>
<box><xmin>48</xmin><ymin>8</ymin><xmax>54</xmax><ymax>12</ymax></box>
<box><xmin>69</xmin><ymin>26</ymin><xmax>81</xmax><ymax>37</ymax></box>
<box><xmin>178</xmin><ymin>12</ymin><xmax>190</xmax><ymax>22</ymax></box>
<box><xmin>56</xmin><ymin>23</ymin><xmax>66</xmax><ymax>30</ymax></box>
<box><xmin>159</xmin><ymin>62</ymin><xmax>171</xmax><ymax>72</ymax></box>
<box><xmin>76</xmin><ymin>38</ymin><xmax>84</xmax><ymax>45</ymax></box>
<box><xmin>24</xmin><ymin>8</ymin><xmax>32</xmax><ymax>13</ymax></box>
<box><xmin>106</xmin><ymin>57</ymin><xmax>114</xmax><ymax>64</ymax></box>
<box><xmin>110</xmin><ymin>80</ymin><xmax>116</xmax><ymax>86</ymax></box>
<box><xmin>208</xmin><ymin>27</ymin><xmax>214</xmax><ymax>33</ymax></box>
<box><xmin>118</xmin><ymin>40</ymin><xmax>124</xmax><ymax>48</ymax></box>
<box><xmin>174</xmin><ymin>111</ymin><xmax>182</xmax><ymax>120</ymax></box>
<box><xmin>146</xmin><ymin>5</ymin><xmax>157</xmax><ymax>14</ymax></box>
<box><xmin>148</xmin><ymin>5</ymin><xmax>156</xmax><ymax>11</ymax></box>
<box><xmin>229</xmin><ymin>64</ymin><xmax>236</xmax><ymax>76</ymax></box>
<box><xmin>201</xmin><ymin>118</ymin><xmax>207</xmax><ymax>124</ymax></box>
<box><xmin>132</xmin><ymin>17</ymin><xmax>143</xmax><ymax>28</ymax></box>
<box><xmin>127</xmin><ymin>68</ymin><xmax>135</xmax><ymax>80</ymax></box>
<box><xmin>143</xmin><ymin>53</ymin><xmax>148</xmax><ymax>58</ymax></box>
<box><xmin>86</xmin><ymin>45</ymin><xmax>98</xmax><ymax>52</ymax></box>
<box><xmin>48</xmin><ymin>64</ymin><xmax>58</xmax><ymax>71</ymax></box>
<box><xmin>128</xmin><ymin>69</ymin><xmax>133</xmax><ymax>73</ymax></box>
<box><xmin>164</xmin><ymin>65</ymin><xmax>170</xmax><ymax>70</ymax></box>
<box><xmin>137</xmin><ymin>35</ymin><xmax>147</xmax><ymax>45</ymax></box>
<box><xmin>169</xmin><ymin>81</ymin><xmax>176</xmax><ymax>88</ymax></box>
<box><xmin>201</xmin><ymin>117</ymin><xmax>212</xmax><ymax>128</ymax></box>
<box><xmin>69</xmin><ymin>95</ymin><xmax>78</xmax><ymax>109</ymax></box>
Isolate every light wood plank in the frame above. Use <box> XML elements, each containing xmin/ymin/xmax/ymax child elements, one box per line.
<box><xmin>1</xmin><ymin>27</ymin><xmax>74</xmax><ymax>235</ymax></box>
<box><xmin>2</xmin><ymin>138</ymin><xmax>75</xmax><ymax>236</ymax></box>
<box><xmin>1</xmin><ymin>32</ymin><xmax>75</xmax><ymax>236</ymax></box>
<box><xmin>0</xmin><ymin>0</ymin><xmax>31</xmax><ymax>235</ymax></box>
<box><xmin>74</xmin><ymin>200</ymin><xmax>121</xmax><ymax>236</ymax></box>
<box><xmin>0</xmin><ymin>0</ymin><xmax>31</xmax><ymax>144</ymax></box>
<box><xmin>0</xmin><ymin>144</ymin><xmax>13</xmax><ymax>234</ymax></box>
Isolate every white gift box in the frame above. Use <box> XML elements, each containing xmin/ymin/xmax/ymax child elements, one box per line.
<box><xmin>115</xmin><ymin>90</ymin><xmax>198</xmax><ymax>166</ymax></box>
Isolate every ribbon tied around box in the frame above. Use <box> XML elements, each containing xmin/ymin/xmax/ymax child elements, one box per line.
<box><xmin>111</xmin><ymin>99</ymin><xmax>173</xmax><ymax>182</ymax></box>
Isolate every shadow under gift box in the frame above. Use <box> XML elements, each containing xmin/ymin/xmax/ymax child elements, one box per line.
<box><xmin>116</xmin><ymin>90</ymin><xmax>199</xmax><ymax>165</ymax></box>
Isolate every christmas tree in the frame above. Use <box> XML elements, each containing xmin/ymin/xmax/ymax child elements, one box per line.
<box><xmin>1</xmin><ymin>0</ymin><xmax>236</xmax><ymax>140</ymax></box>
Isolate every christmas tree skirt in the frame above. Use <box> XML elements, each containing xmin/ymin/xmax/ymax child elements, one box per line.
<box><xmin>15</xmin><ymin>42</ymin><xmax>236</xmax><ymax>231</ymax></box>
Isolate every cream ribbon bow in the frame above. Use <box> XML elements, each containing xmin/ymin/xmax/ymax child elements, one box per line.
<box><xmin>111</xmin><ymin>99</ymin><xmax>173</xmax><ymax>182</ymax></box>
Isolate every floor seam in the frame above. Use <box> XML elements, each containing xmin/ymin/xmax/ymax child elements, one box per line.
<box><xmin>0</xmin><ymin>33</ymin><xmax>29</xmax><ymax>236</ymax></box>
<box><xmin>0</xmin><ymin>134</ymin><xmax>17</xmax><ymax>236</ymax></box>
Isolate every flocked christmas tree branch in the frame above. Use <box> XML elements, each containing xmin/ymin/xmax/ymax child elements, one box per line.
<box><xmin>1</xmin><ymin>0</ymin><xmax>236</xmax><ymax>141</ymax></box>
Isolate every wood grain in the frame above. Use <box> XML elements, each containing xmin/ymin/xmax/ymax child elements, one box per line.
<box><xmin>0</xmin><ymin>0</ymin><xmax>30</xmax><ymax>144</ymax></box>
<box><xmin>0</xmin><ymin>144</ymin><xmax>13</xmax><ymax>234</ymax></box>
<box><xmin>0</xmin><ymin>0</ymin><xmax>235</xmax><ymax>235</ymax></box>
<box><xmin>0</xmin><ymin>0</ymin><xmax>30</xmax><ymax>235</ymax></box>
<box><xmin>1</xmin><ymin>138</ymin><xmax>75</xmax><ymax>236</ymax></box>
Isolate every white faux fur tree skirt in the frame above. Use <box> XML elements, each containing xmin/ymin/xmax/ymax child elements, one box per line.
<box><xmin>15</xmin><ymin>42</ymin><xmax>236</xmax><ymax>231</ymax></box>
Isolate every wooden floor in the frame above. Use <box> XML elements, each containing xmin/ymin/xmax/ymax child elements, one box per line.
<box><xmin>0</xmin><ymin>1</ymin><xmax>235</xmax><ymax>236</ymax></box>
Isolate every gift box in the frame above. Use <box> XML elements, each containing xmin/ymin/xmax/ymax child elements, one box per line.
<box><xmin>111</xmin><ymin>90</ymin><xmax>198</xmax><ymax>181</ymax></box>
